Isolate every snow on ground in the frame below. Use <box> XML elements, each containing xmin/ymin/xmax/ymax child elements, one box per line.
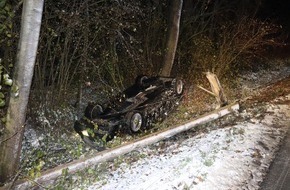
<box><xmin>15</xmin><ymin>61</ymin><xmax>289</xmax><ymax>190</ymax></box>
<box><xmin>239</xmin><ymin>63</ymin><xmax>290</xmax><ymax>89</ymax></box>
<box><xmin>87</xmin><ymin>94</ymin><xmax>290</xmax><ymax>190</ymax></box>
<box><xmin>86</xmin><ymin>64</ymin><xmax>290</xmax><ymax>190</ymax></box>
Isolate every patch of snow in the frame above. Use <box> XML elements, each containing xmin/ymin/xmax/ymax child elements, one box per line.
<box><xmin>23</xmin><ymin>127</ymin><xmax>40</xmax><ymax>148</ymax></box>
<box><xmin>87</xmin><ymin>95</ymin><xmax>290</xmax><ymax>190</ymax></box>
<box><xmin>240</xmin><ymin>64</ymin><xmax>290</xmax><ymax>90</ymax></box>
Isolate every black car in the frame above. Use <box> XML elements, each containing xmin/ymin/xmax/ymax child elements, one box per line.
<box><xmin>74</xmin><ymin>76</ymin><xmax>184</xmax><ymax>149</ymax></box>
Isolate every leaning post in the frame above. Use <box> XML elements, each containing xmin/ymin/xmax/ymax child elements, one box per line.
<box><xmin>205</xmin><ymin>72</ymin><xmax>228</xmax><ymax>108</ymax></box>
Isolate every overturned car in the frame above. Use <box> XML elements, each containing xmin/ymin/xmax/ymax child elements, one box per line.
<box><xmin>74</xmin><ymin>76</ymin><xmax>184</xmax><ymax>149</ymax></box>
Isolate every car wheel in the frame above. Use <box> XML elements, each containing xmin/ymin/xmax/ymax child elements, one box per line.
<box><xmin>175</xmin><ymin>79</ymin><xmax>184</xmax><ymax>95</ymax></box>
<box><xmin>136</xmin><ymin>75</ymin><xmax>148</xmax><ymax>88</ymax></box>
<box><xmin>126</xmin><ymin>112</ymin><xmax>143</xmax><ymax>133</ymax></box>
<box><xmin>85</xmin><ymin>103</ymin><xmax>103</xmax><ymax>119</ymax></box>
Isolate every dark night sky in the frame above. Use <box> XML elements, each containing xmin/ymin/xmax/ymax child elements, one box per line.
<box><xmin>259</xmin><ymin>0</ymin><xmax>290</xmax><ymax>31</ymax></box>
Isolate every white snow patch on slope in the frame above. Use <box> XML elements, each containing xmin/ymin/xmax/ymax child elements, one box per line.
<box><xmin>89</xmin><ymin>126</ymin><xmax>285</xmax><ymax>190</ymax></box>
<box><xmin>88</xmin><ymin>96</ymin><xmax>290</xmax><ymax>190</ymax></box>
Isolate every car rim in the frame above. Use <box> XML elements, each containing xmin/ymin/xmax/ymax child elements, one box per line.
<box><xmin>94</xmin><ymin>104</ymin><xmax>103</xmax><ymax>114</ymax></box>
<box><xmin>137</xmin><ymin>75</ymin><xmax>148</xmax><ymax>88</ymax></box>
<box><xmin>130</xmin><ymin>112</ymin><xmax>142</xmax><ymax>132</ymax></box>
<box><xmin>176</xmin><ymin>80</ymin><xmax>183</xmax><ymax>95</ymax></box>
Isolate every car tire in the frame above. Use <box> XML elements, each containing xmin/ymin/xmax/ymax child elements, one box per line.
<box><xmin>126</xmin><ymin>112</ymin><xmax>143</xmax><ymax>133</ymax></box>
<box><xmin>136</xmin><ymin>75</ymin><xmax>148</xmax><ymax>88</ymax></box>
<box><xmin>174</xmin><ymin>79</ymin><xmax>184</xmax><ymax>95</ymax></box>
<box><xmin>85</xmin><ymin>103</ymin><xmax>103</xmax><ymax>119</ymax></box>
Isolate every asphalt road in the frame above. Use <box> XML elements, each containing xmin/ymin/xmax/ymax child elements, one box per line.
<box><xmin>260</xmin><ymin>127</ymin><xmax>290</xmax><ymax>190</ymax></box>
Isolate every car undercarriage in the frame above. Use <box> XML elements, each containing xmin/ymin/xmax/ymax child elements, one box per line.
<box><xmin>74</xmin><ymin>76</ymin><xmax>184</xmax><ymax>149</ymax></box>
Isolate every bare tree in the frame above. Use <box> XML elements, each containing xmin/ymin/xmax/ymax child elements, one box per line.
<box><xmin>160</xmin><ymin>0</ymin><xmax>183</xmax><ymax>77</ymax></box>
<box><xmin>0</xmin><ymin>0</ymin><xmax>44</xmax><ymax>183</ymax></box>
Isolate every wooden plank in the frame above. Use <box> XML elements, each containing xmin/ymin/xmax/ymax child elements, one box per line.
<box><xmin>14</xmin><ymin>102</ymin><xmax>239</xmax><ymax>189</ymax></box>
<box><xmin>197</xmin><ymin>85</ymin><xmax>216</xmax><ymax>97</ymax></box>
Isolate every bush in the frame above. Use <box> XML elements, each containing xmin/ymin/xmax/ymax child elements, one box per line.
<box><xmin>31</xmin><ymin>0</ymin><xmax>169</xmax><ymax>107</ymax></box>
<box><xmin>177</xmin><ymin>7</ymin><xmax>283</xmax><ymax>81</ymax></box>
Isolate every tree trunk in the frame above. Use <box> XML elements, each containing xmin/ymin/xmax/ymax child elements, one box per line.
<box><xmin>0</xmin><ymin>0</ymin><xmax>44</xmax><ymax>184</ymax></box>
<box><xmin>160</xmin><ymin>0</ymin><xmax>183</xmax><ymax>77</ymax></box>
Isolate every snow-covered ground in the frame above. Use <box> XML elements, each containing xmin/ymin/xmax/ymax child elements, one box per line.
<box><xmin>18</xmin><ymin>63</ymin><xmax>289</xmax><ymax>190</ymax></box>
<box><xmin>83</xmin><ymin>64</ymin><xmax>290</xmax><ymax>190</ymax></box>
<box><xmin>87</xmin><ymin>94</ymin><xmax>290</xmax><ymax>190</ymax></box>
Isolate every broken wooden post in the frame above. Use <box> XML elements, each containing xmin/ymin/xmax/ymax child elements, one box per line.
<box><xmin>197</xmin><ymin>72</ymin><xmax>228</xmax><ymax>108</ymax></box>
<box><xmin>206</xmin><ymin>72</ymin><xmax>228</xmax><ymax>108</ymax></box>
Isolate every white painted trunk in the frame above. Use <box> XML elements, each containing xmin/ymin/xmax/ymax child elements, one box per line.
<box><xmin>0</xmin><ymin>0</ymin><xmax>44</xmax><ymax>183</ymax></box>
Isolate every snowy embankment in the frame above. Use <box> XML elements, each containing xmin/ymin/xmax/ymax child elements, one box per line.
<box><xmin>17</xmin><ymin>64</ymin><xmax>288</xmax><ymax>189</ymax></box>
<box><xmin>88</xmin><ymin>95</ymin><xmax>290</xmax><ymax>190</ymax></box>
